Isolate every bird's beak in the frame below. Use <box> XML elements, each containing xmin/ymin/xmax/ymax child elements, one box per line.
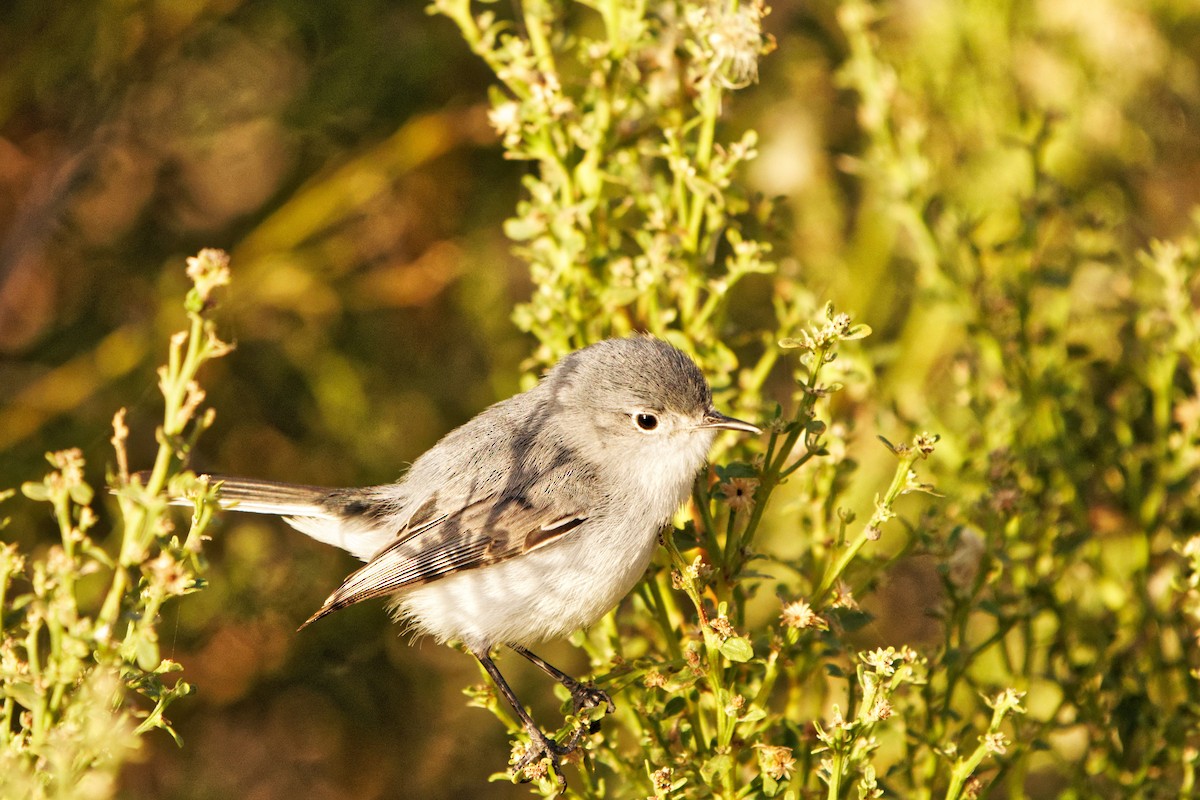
<box><xmin>698</xmin><ymin>410</ymin><xmax>761</xmax><ymax>435</ymax></box>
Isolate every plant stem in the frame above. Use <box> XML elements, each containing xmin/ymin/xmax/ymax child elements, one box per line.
<box><xmin>814</xmin><ymin>448</ymin><xmax>918</xmax><ymax>602</ymax></box>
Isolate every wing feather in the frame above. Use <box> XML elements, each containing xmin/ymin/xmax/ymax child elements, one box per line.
<box><xmin>300</xmin><ymin>496</ymin><xmax>587</xmax><ymax>628</ymax></box>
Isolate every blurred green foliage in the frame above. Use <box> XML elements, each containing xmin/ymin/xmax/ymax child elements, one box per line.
<box><xmin>2</xmin><ymin>0</ymin><xmax>1199</xmax><ymax>798</ymax></box>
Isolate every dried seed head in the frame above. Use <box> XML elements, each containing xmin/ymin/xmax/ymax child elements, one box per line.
<box><xmin>755</xmin><ymin>743</ymin><xmax>797</xmax><ymax>781</ymax></box>
<box><xmin>781</xmin><ymin>599</ymin><xmax>828</xmax><ymax>630</ymax></box>
<box><xmin>719</xmin><ymin>476</ymin><xmax>759</xmax><ymax>512</ymax></box>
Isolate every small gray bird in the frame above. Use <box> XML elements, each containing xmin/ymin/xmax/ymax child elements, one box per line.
<box><xmin>193</xmin><ymin>336</ymin><xmax>758</xmax><ymax>783</ymax></box>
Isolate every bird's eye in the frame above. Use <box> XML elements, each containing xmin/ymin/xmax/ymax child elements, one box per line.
<box><xmin>634</xmin><ymin>413</ymin><xmax>659</xmax><ymax>432</ymax></box>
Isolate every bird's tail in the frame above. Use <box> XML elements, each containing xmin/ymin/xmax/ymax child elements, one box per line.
<box><xmin>202</xmin><ymin>476</ymin><xmax>333</xmax><ymax>518</ymax></box>
<box><xmin>144</xmin><ymin>473</ymin><xmax>393</xmax><ymax>561</ymax></box>
<box><xmin>138</xmin><ymin>471</ymin><xmax>333</xmax><ymax>517</ymax></box>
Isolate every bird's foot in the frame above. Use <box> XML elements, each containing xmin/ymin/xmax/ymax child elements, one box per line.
<box><xmin>569</xmin><ymin>682</ymin><xmax>615</xmax><ymax>716</ymax></box>
<box><xmin>513</xmin><ymin>725</ymin><xmax>587</xmax><ymax>793</ymax></box>
<box><xmin>511</xmin><ymin>685</ymin><xmax>614</xmax><ymax>791</ymax></box>
<box><xmin>567</xmin><ymin>683</ymin><xmax>615</xmax><ymax>734</ymax></box>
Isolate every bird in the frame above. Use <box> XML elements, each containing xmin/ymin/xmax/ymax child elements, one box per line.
<box><xmin>180</xmin><ymin>336</ymin><xmax>759</xmax><ymax>786</ymax></box>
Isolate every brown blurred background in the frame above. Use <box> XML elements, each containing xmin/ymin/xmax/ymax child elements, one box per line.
<box><xmin>1</xmin><ymin>3</ymin><xmax>537</xmax><ymax>796</ymax></box>
<box><xmin>2</xmin><ymin>0</ymin><xmax>1199</xmax><ymax>797</ymax></box>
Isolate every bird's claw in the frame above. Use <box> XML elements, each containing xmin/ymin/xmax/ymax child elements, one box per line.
<box><xmin>569</xmin><ymin>683</ymin><xmax>615</xmax><ymax>717</ymax></box>
<box><xmin>512</xmin><ymin>685</ymin><xmax>614</xmax><ymax>790</ymax></box>
<box><xmin>514</xmin><ymin>726</ymin><xmax>585</xmax><ymax>793</ymax></box>
<box><xmin>568</xmin><ymin>683</ymin><xmax>614</xmax><ymax>734</ymax></box>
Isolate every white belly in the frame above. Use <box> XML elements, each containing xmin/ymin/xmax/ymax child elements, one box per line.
<box><xmin>391</xmin><ymin>515</ymin><xmax>662</xmax><ymax>651</ymax></box>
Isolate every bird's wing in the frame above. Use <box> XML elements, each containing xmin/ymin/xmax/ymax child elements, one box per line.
<box><xmin>300</xmin><ymin>494</ymin><xmax>587</xmax><ymax>628</ymax></box>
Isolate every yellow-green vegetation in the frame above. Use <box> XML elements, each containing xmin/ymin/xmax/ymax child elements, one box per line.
<box><xmin>1</xmin><ymin>0</ymin><xmax>1198</xmax><ymax>798</ymax></box>
<box><xmin>2</xmin><ymin>251</ymin><xmax>231</xmax><ymax>799</ymax></box>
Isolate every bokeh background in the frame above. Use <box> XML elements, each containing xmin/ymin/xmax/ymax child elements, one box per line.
<box><xmin>2</xmin><ymin>1</ymin><xmax>1199</xmax><ymax>798</ymax></box>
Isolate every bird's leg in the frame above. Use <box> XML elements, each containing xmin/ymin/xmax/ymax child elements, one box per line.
<box><xmin>474</xmin><ymin>650</ymin><xmax>579</xmax><ymax>791</ymax></box>
<box><xmin>511</xmin><ymin>645</ymin><xmax>616</xmax><ymax>721</ymax></box>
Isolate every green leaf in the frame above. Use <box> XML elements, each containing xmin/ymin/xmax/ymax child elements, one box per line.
<box><xmin>161</xmin><ymin>721</ymin><xmax>185</xmax><ymax>747</ymax></box>
<box><xmin>715</xmin><ymin>462</ymin><xmax>758</xmax><ymax>480</ymax></box>
<box><xmin>136</xmin><ymin>636</ymin><xmax>161</xmax><ymax>672</ymax></box>
<box><xmin>606</xmin><ymin>286</ymin><xmax>643</xmax><ymax>306</ymax></box>
<box><xmin>61</xmin><ymin>635</ymin><xmax>91</xmax><ymax>660</ymax></box>
<box><xmin>503</xmin><ymin>215</ymin><xmax>544</xmax><ymax>242</ymax></box>
<box><xmin>20</xmin><ymin>482</ymin><xmax>49</xmax><ymax>502</ymax></box>
<box><xmin>719</xmin><ymin>636</ymin><xmax>754</xmax><ymax>663</ymax></box>
<box><xmin>700</xmin><ymin>753</ymin><xmax>733</xmax><ymax>783</ymax></box>
<box><xmin>7</xmin><ymin>681</ymin><xmax>42</xmax><ymax>710</ymax></box>
<box><xmin>842</xmin><ymin>323</ymin><xmax>872</xmax><ymax>340</ymax></box>
<box><xmin>663</xmin><ymin>696</ymin><xmax>687</xmax><ymax>717</ymax></box>
<box><xmin>69</xmin><ymin>482</ymin><xmax>94</xmax><ymax>506</ymax></box>
<box><xmin>581</xmin><ymin>702</ymin><xmax>609</xmax><ymax>723</ymax></box>
<box><xmin>739</xmin><ymin>704</ymin><xmax>768</xmax><ymax>723</ymax></box>
<box><xmin>155</xmin><ymin>659</ymin><xmax>185</xmax><ymax>675</ymax></box>
<box><xmin>830</xmin><ymin>608</ymin><xmax>874</xmax><ymax>632</ymax></box>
